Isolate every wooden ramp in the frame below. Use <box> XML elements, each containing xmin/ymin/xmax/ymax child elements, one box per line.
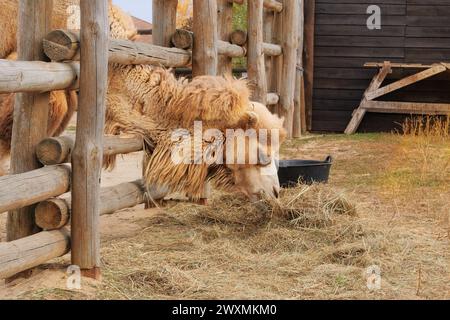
<box><xmin>345</xmin><ymin>61</ymin><xmax>450</xmax><ymax>134</ymax></box>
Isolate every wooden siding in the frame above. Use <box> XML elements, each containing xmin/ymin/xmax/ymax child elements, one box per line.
<box><xmin>312</xmin><ymin>0</ymin><xmax>450</xmax><ymax>132</ymax></box>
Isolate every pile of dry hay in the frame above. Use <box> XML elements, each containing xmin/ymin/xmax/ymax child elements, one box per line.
<box><xmin>182</xmin><ymin>183</ymin><xmax>357</xmax><ymax>230</ymax></box>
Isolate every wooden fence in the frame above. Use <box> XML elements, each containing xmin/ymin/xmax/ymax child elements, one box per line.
<box><xmin>0</xmin><ymin>0</ymin><xmax>305</xmax><ymax>280</ymax></box>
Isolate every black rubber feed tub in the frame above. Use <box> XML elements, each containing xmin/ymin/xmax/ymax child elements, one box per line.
<box><xmin>278</xmin><ymin>156</ymin><xmax>333</xmax><ymax>187</ymax></box>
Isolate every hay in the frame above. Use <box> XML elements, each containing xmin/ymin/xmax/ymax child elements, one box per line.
<box><xmin>178</xmin><ymin>184</ymin><xmax>357</xmax><ymax>230</ymax></box>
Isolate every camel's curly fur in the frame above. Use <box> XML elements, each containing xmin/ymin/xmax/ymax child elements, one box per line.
<box><xmin>105</xmin><ymin>63</ymin><xmax>286</xmax><ymax>199</ymax></box>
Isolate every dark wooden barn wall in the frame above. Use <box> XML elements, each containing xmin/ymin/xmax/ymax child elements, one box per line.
<box><xmin>312</xmin><ymin>0</ymin><xmax>450</xmax><ymax>132</ymax></box>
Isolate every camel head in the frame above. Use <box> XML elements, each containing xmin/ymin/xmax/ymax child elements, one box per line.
<box><xmin>141</xmin><ymin>101</ymin><xmax>285</xmax><ymax>201</ymax></box>
<box><xmin>211</xmin><ymin>102</ymin><xmax>285</xmax><ymax>200</ymax></box>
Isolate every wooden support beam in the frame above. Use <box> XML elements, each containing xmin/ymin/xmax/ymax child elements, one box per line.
<box><xmin>0</xmin><ymin>165</ymin><xmax>71</xmax><ymax>214</ymax></box>
<box><xmin>304</xmin><ymin>0</ymin><xmax>315</xmax><ymax>131</ymax></box>
<box><xmin>293</xmin><ymin>0</ymin><xmax>305</xmax><ymax>137</ymax></box>
<box><xmin>217</xmin><ymin>0</ymin><xmax>234</xmax><ymax>76</ymax></box>
<box><xmin>0</xmin><ymin>229</ymin><xmax>70</xmax><ymax>280</ymax></box>
<box><xmin>192</xmin><ymin>0</ymin><xmax>218</xmax><ymax>77</ymax></box>
<box><xmin>277</xmin><ymin>0</ymin><xmax>299</xmax><ymax>138</ymax></box>
<box><xmin>7</xmin><ymin>0</ymin><xmax>53</xmax><ymax>242</ymax></box>
<box><xmin>152</xmin><ymin>0</ymin><xmax>178</xmax><ymax>47</ymax></box>
<box><xmin>345</xmin><ymin>62</ymin><xmax>392</xmax><ymax>134</ymax></box>
<box><xmin>361</xmin><ymin>101</ymin><xmax>450</xmax><ymax>115</ymax></box>
<box><xmin>0</xmin><ymin>59</ymin><xmax>79</xmax><ymax>93</ymax></box>
<box><xmin>71</xmin><ymin>0</ymin><xmax>109</xmax><ymax>278</ymax></box>
<box><xmin>43</xmin><ymin>30</ymin><xmax>191</xmax><ymax>68</ymax></box>
<box><xmin>36</xmin><ymin>135</ymin><xmax>143</xmax><ymax>166</ymax></box>
<box><xmin>248</xmin><ymin>0</ymin><xmax>267</xmax><ymax>104</ymax></box>
<box><xmin>365</xmin><ymin>64</ymin><xmax>447</xmax><ymax>101</ymax></box>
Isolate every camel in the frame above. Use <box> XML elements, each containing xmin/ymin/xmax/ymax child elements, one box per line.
<box><xmin>105</xmin><ymin>63</ymin><xmax>286</xmax><ymax>200</ymax></box>
<box><xmin>0</xmin><ymin>0</ymin><xmax>138</xmax><ymax>176</ymax></box>
<box><xmin>0</xmin><ymin>1</ymin><xmax>285</xmax><ymax>201</ymax></box>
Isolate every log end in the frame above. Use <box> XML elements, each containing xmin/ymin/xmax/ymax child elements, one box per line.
<box><xmin>35</xmin><ymin>198</ymin><xmax>70</xmax><ymax>231</ymax></box>
<box><xmin>43</xmin><ymin>29</ymin><xmax>80</xmax><ymax>62</ymax></box>
<box><xmin>171</xmin><ymin>29</ymin><xmax>194</xmax><ymax>50</ymax></box>
<box><xmin>36</xmin><ymin>136</ymin><xmax>73</xmax><ymax>166</ymax></box>
<box><xmin>230</xmin><ymin>30</ymin><xmax>248</xmax><ymax>46</ymax></box>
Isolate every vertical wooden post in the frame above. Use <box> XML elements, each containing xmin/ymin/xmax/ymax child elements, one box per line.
<box><xmin>71</xmin><ymin>0</ymin><xmax>109</xmax><ymax>279</ymax></box>
<box><xmin>248</xmin><ymin>0</ymin><xmax>267</xmax><ymax>104</ymax></box>
<box><xmin>277</xmin><ymin>0</ymin><xmax>299</xmax><ymax>138</ymax></box>
<box><xmin>192</xmin><ymin>0</ymin><xmax>218</xmax><ymax>202</ymax></box>
<box><xmin>264</xmin><ymin>9</ymin><xmax>275</xmax><ymax>91</ymax></box>
<box><xmin>293</xmin><ymin>0</ymin><xmax>305</xmax><ymax>137</ymax></box>
<box><xmin>217</xmin><ymin>0</ymin><xmax>234</xmax><ymax>76</ymax></box>
<box><xmin>193</xmin><ymin>0</ymin><xmax>218</xmax><ymax>77</ymax></box>
<box><xmin>152</xmin><ymin>0</ymin><xmax>178</xmax><ymax>47</ymax></box>
<box><xmin>7</xmin><ymin>0</ymin><xmax>53</xmax><ymax>242</ymax></box>
<box><xmin>304</xmin><ymin>0</ymin><xmax>315</xmax><ymax>131</ymax></box>
<box><xmin>271</xmin><ymin>5</ymin><xmax>283</xmax><ymax>114</ymax></box>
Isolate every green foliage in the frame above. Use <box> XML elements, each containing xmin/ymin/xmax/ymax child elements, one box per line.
<box><xmin>232</xmin><ymin>1</ymin><xmax>248</xmax><ymax>31</ymax></box>
<box><xmin>232</xmin><ymin>2</ymin><xmax>248</xmax><ymax>68</ymax></box>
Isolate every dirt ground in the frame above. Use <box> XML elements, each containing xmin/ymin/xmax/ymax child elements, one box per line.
<box><xmin>0</xmin><ymin>132</ymin><xmax>449</xmax><ymax>300</ymax></box>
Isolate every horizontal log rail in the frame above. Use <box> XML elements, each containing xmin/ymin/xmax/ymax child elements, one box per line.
<box><xmin>36</xmin><ymin>135</ymin><xmax>144</xmax><ymax>166</ymax></box>
<box><xmin>229</xmin><ymin>0</ymin><xmax>283</xmax><ymax>12</ymax></box>
<box><xmin>0</xmin><ymin>165</ymin><xmax>71</xmax><ymax>214</ymax></box>
<box><xmin>262</xmin><ymin>42</ymin><xmax>282</xmax><ymax>56</ymax></box>
<box><xmin>171</xmin><ymin>29</ymin><xmax>246</xmax><ymax>58</ymax></box>
<box><xmin>0</xmin><ymin>59</ymin><xmax>79</xmax><ymax>93</ymax></box>
<box><xmin>0</xmin><ymin>229</ymin><xmax>70</xmax><ymax>280</ymax></box>
<box><xmin>35</xmin><ymin>180</ymin><xmax>169</xmax><ymax>230</ymax></box>
<box><xmin>43</xmin><ymin>29</ymin><xmax>191</xmax><ymax>67</ymax></box>
<box><xmin>0</xmin><ymin>179</ymin><xmax>167</xmax><ymax>279</ymax></box>
<box><xmin>266</xmin><ymin>93</ymin><xmax>280</xmax><ymax>105</ymax></box>
<box><xmin>218</xmin><ymin>40</ymin><xmax>246</xmax><ymax>58</ymax></box>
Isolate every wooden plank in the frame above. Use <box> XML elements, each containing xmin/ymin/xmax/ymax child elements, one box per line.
<box><xmin>364</xmin><ymin>62</ymin><xmax>434</xmax><ymax>69</ymax></box>
<box><xmin>365</xmin><ymin>64</ymin><xmax>447</xmax><ymax>101</ymax></box>
<box><xmin>193</xmin><ymin>0</ymin><xmax>218</xmax><ymax>77</ymax></box>
<box><xmin>361</xmin><ymin>100</ymin><xmax>450</xmax><ymax>115</ymax></box>
<box><xmin>7</xmin><ymin>0</ymin><xmax>53</xmax><ymax>242</ymax></box>
<box><xmin>247</xmin><ymin>0</ymin><xmax>267</xmax><ymax>104</ymax></box>
<box><xmin>152</xmin><ymin>0</ymin><xmax>178</xmax><ymax>47</ymax></box>
<box><xmin>71</xmin><ymin>0</ymin><xmax>109</xmax><ymax>278</ymax></box>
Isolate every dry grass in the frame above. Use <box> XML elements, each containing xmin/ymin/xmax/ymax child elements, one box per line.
<box><xmin>3</xmin><ymin>124</ymin><xmax>450</xmax><ymax>300</ymax></box>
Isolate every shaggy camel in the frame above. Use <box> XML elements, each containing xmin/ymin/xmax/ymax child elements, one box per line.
<box><xmin>0</xmin><ymin>0</ymin><xmax>138</xmax><ymax>176</ymax></box>
<box><xmin>105</xmin><ymin>63</ymin><xmax>286</xmax><ymax>200</ymax></box>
